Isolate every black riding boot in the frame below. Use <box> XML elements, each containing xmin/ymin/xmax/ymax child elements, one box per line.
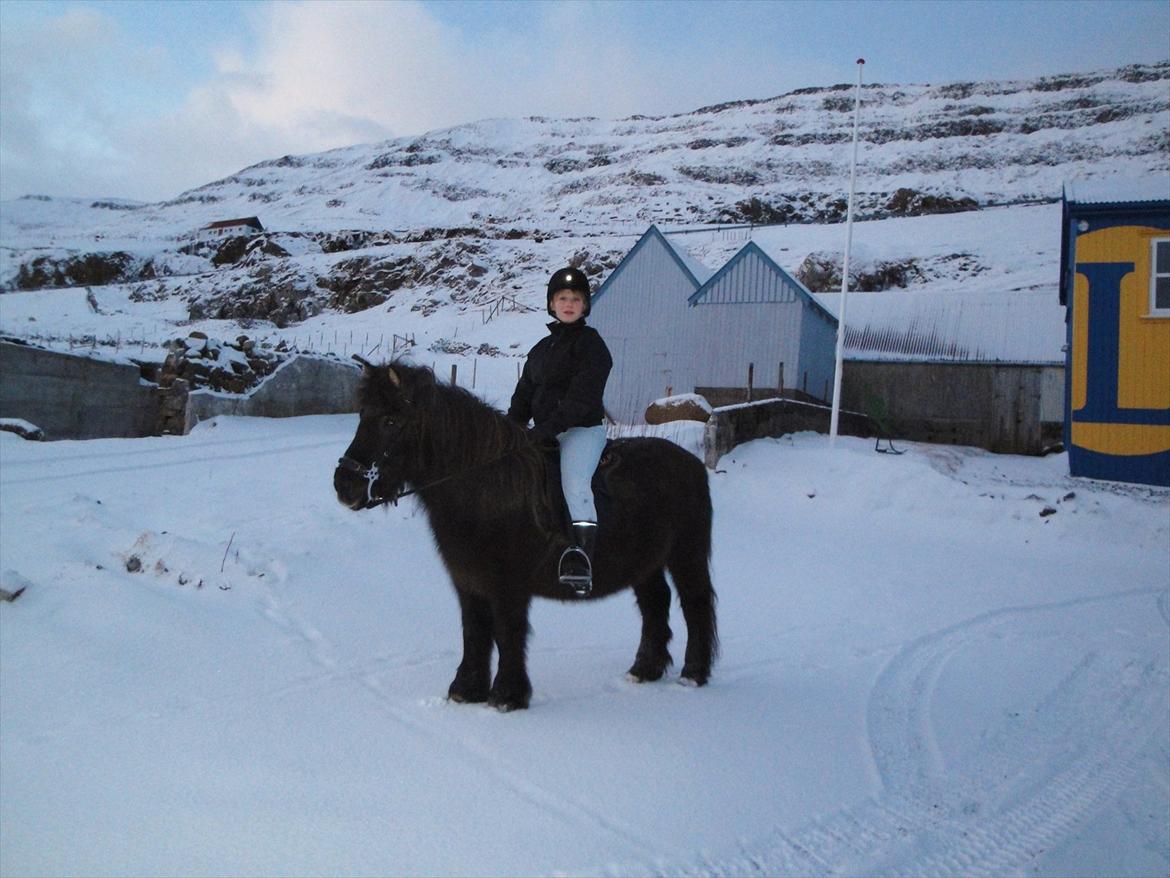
<box><xmin>558</xmin><ymin>521</ymin><xmax>597</xmax><ymax>596</ymax></box>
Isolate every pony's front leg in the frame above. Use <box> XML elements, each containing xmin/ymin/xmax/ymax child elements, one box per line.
<box><xmin>488</xmin><ymin>591</ymin><xmax>533</xmax><ymax>711</ymax></box>
<box><xmin>448</xmin><ymin>588</ymin><xmax>493</xmax><ymax>703</ymax></box>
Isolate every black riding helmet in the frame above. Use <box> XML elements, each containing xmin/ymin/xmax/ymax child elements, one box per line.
<box><xmin>546</xmin><ymin>267</ymin><xmax>592</xmax><ymax>318</ymax></box>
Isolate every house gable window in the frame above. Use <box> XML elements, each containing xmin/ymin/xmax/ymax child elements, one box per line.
<box><xmin>1153</xmin><ymin>238</ymin><xmax>1170</xmax><ymax>316</ymax></box>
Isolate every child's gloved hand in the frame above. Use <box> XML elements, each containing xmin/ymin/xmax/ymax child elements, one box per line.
<box><xmin>527</xmin><ymin>424</ymin><xmax>559</xmax><ymax>447</ymax></box>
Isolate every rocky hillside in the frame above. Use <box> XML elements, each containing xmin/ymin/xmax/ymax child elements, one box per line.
<box><xmin>0</xmin><ymin>61</ymin><xmax>1166</xmax><ymax>328</ymax></box>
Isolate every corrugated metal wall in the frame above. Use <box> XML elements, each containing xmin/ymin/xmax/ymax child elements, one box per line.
<box><xmin>691</xmin><ymin>299</ymin><xmax>805</xmax><ymax>392</ymax></box>
<box><xmin>589</xmin><ymin>234</ymin><xmax>704</xmax><ymax>422</ymax></box>
<box><xmin>696</xmin><ymin>249</ymin><xmax>799</xmax><ymax>305</ymax></box>
<box><xmin>814</xmin><ymin>290</ymin><xmax>1066</xmax><ymax>364</ymax></box>
<box><xmin>690</xmin><ymin>248</ymin><xmax>835</xmax><ymax>401</ymax></box>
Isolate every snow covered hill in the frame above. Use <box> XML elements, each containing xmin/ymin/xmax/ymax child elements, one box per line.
<box><xmin>0</xmin><ymin>61</ymin><xmax>1165</xmax><ymax>328</ymax></box>
<box><xmin>0</xmin><ymin>60</ymin><xmax>1165</xmax><ymax>388</ymax></box>
<box><xmin>4</xmin><ymin>61</ymin><xmax>1166</xmax><ymax>246</ymax></box>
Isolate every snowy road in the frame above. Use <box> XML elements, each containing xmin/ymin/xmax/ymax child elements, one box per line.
<box><xmin>2</xmin><ymin>417</ymin><xmax>1167</xmax><ymax>877</ymax></box>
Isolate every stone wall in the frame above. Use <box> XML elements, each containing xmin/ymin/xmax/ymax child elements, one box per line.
<box><xmin>183</xmin><ymin>355</ymin><xmax>361</xmax><ymax>431</ymax></box>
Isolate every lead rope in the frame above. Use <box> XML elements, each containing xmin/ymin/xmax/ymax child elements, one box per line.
<box><xmin>341</xmin><ymin>444</ymin><xmax>530</xmax><ymax>508</ymax></box>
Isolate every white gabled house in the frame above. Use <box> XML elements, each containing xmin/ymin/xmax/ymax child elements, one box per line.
<box><xmin>196</xmin><ymin>216</ymin><xmax>265</xmax><ymax>243</ymax></box>
<box><xmin>588</xmin><ymin>226</ymin><xmax>714</xmax><ymax>423</ymax></box>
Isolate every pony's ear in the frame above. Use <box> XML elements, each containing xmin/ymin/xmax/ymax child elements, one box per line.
<box><xmin>387</xmin><ymin>367</ymin><xmax>401</xmax><ymax>388</ymax></box>
<box><xmin>352</xmin><ymin>354</ymin><xmax>375</xmax><ymax>371</ymax></box>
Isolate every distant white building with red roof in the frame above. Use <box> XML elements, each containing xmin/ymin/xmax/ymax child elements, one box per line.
<box><xmin>196</xmin><ymin>216</ymin><xmax>264</xmax><ymax>242</ymax></box>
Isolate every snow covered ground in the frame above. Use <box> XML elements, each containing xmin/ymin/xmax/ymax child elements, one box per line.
<box><xmin>2</xmin><ymin>405</ymin><xmax>1167</xmax><ymax>877</ymax></box>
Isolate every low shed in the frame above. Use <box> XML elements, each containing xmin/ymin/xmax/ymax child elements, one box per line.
<box><xmin>816</xmin><ymin>289</ymin><xmax>1066</xmax><ymax>454</ymax></box>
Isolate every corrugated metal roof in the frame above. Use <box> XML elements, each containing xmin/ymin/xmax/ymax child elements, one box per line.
<box><xmin>813</xmin><ymin>289</ymin><xmax>1065</xmax><ymax>364</ymax></box>
<box><xmin>1063</xmin><ymin>176</ymin><xmax>1170</xmax><ymax>205</ymax></box>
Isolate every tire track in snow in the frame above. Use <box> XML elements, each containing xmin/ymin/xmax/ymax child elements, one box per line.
<box><xmin>625</xmin><ymin>587</ymin><xmax>1169</xmax><ymax>876</ymax></box>
<box><xmin>0</xmin><ymin>428</ymin><xmax>344</xmax><ymax>467</ymax></box>
<box><xmin>2</xmin><ymin>437</ymin><xmax>344</xmax><ymax>485</ymax></box>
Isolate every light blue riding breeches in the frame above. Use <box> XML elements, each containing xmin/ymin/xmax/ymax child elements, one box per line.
<box><xmin>557</xmin><ymin>424</ymin><xmax>607</xmax><ymax>523</ymax></box>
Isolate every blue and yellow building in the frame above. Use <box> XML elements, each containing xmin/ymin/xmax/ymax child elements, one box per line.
<box><xmin>1061</xmin><ymin>179</ymin><xmax>1170</xmax><ymax>486</ymax></box>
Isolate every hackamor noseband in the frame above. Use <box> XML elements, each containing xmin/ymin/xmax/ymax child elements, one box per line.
<box><xmin>337</xmin><ymin>450</ymin><xmax>395</xmax><ymax>506</ymax></box>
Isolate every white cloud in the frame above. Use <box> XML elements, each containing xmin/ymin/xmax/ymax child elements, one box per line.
<box><xmin>0</xmin><ymin>0</ymin><xmax>847</xmax><ymax>202</ymax></box>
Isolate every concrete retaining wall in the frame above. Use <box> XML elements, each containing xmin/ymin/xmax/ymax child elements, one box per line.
<box><xmin>0</xmin><ymin>340</ymin><xmax>159</xmax><ymax>440</ymax></box>
<box><xmin>704</xmin><ymin>397</ymin><xmax>873</xmax><ymax>468</ymax></box>
<box><xmin>698</xmin><ymin>360</ymin><xmax>1065</xmax><ymax>456</ymax></box>
<box><xmin>0</xmin><ymin>340</ymin><xmax>362</xmax><ymax>440</ymax></box>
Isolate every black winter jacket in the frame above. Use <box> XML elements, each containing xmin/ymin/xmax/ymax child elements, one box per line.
<box><xmin>508</xmin><ymin>320</ymin><xmax>612</xmax><ymax>439</ymax></box>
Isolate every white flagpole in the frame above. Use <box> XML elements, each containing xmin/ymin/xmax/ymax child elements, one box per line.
<box><xmin>829</xmin><ymin>58</ymin><xmax>865</xmax><ymax>447</ymax></box>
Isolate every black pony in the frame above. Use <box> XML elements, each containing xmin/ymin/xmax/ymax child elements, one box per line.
<box><xmin>334</xmin><ymin>361</ymin><xmax>717</xmax><ymax>711</ymax></box>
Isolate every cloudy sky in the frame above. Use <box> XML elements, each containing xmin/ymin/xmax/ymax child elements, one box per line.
<box><xmin>1</xmin><ymin>0</ymin><xmax>1167</xmax><ymax>203</ymax></box>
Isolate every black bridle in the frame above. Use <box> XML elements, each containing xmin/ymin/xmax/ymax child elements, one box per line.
<box><xmin>340</xmin><ymin>354</ymin><xmax>529</xmax><ymax>507</ymax></box>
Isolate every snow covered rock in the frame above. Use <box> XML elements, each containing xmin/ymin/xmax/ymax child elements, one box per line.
<box><xmin>0</xmin><ymin>418</ymin><xmax>45</xmax><ymax>440</ymax></box>
<box><xmin>159</xmin><ymin>333</ymin><xmax>284</xmax><ymax>395</ymax></box>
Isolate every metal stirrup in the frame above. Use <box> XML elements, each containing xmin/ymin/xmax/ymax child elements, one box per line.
<box><xmin>558</xmin><ymin>546</ymin><xmax>592</xmax><ymax>597</ymax></box>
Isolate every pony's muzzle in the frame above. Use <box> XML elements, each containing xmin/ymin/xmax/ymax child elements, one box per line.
<box><xmin>334</xmin><ymin>457</ymin><xmax>377</xmax><ymax>510</ymax></box>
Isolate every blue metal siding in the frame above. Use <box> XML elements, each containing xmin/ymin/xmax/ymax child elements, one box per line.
<box><xmin>699</xmin><ymin>252</ymin><xmax>797</xmax><ymax>304</ymax></box>
<box><xmin>798</xmin><ymin>303</ymin><xmax>839</xmax><ymax>403</ymax></box>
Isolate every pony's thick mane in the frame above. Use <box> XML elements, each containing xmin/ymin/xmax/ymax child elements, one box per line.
<box><xmin>360</xmin><ymin>362</ymin><xmax>557</xmax><ymax>533</ymax></box>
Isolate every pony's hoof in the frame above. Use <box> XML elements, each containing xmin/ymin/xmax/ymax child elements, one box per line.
<box><xmin>626</xmin><ymin>664</ymin><xmax>667</xmax><ymax>683</ymax></box>
<box><xmin>448</xmin><ymin>677</ymin><xmax>489</xmax><ymax>704</ymax></box>
<box><xmin>679</xmin><ymin>668</ymin><xmax>709</xmax><ymax>687</ymax></box>
<box><xmin>448</xmin><ymin>690</ymin><xmax>488</xmax><ymax>704</ymax></box>
<box><xmin>488</xmin><ymin>692</ymin><xmax>530</xmax><ymax>712</ymax></box>
<box><xmin>488</xmin><ymin>678</ymin><xmax>532</xmax><ymax>712</ymax></box>
<box><xmin>627</xmin><ymin>648</ymin><xmax>672</xmax><ymax>683</ymax></box>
